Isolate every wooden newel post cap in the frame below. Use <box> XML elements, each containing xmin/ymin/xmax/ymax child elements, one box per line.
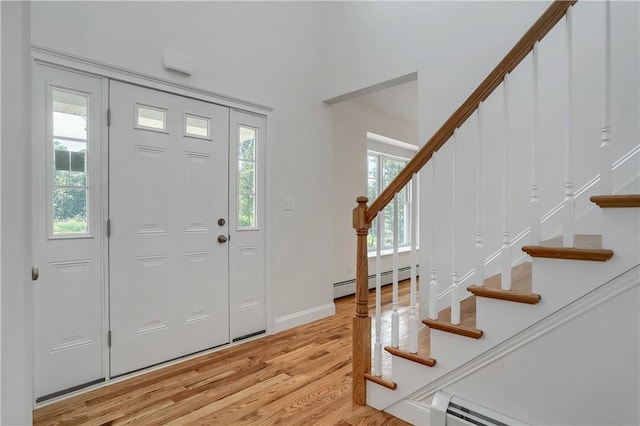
<box><xmin>353</xmin><ymin>196</ymin><xmax>370</xmax><ymax>232</ymax></box>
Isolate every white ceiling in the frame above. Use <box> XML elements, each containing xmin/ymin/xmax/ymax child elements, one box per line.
<box><xmin>351</xmin><ymin>79</ymin><xmax>418</xmax><ymax>125</ymax></box>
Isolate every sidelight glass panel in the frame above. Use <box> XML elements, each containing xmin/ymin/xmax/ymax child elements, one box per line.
<box><xmin>238</xmin><ymin>161</ymin><xmax>255</xmax><ymax>194</ymax></box>
<box><xmin>238</xmin><ymin>126</ymin><xmax>257</xmax><ymax>229</ymax></box>
<box><xmin>53</xmin><ymin>188</ymin><xmax>88</xmax><ymax>233</ymax></box>
<box><xmin>52</xmin><ymin>88</ymin><xmax>89</xmax><ymax>235</ymax></box>
<box><xmin>238</xmin><ymin>195</ymin><xmax>256</xmax><ymax>228</ymax></box>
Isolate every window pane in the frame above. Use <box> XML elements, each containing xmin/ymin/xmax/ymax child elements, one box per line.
<box><xmin>383</xmin><ymin>204</ymin><xmax>394</xmax><ymax>248</ymax></box>
<box><xmin>185</xmin><ymin>114</ymin><xmax>209</xmax><ymax>138</ymax></box>
<box><xmin>368</xmin><ymin>178</ymin><xmax>377</xmax><ymax>201</ymax></box>
<box><xmin>238</xmin><ymin>126</ymin><xmax>257</xmax><ymax>228</ymax></box>
<box><xmin>239</xmin><ymin>127</ymin><xmax>256</xmax><ymax>161</ymax></box>
<box><xmin>238</xmin><ymin>160</ymin><xmax>255</xmax><ymax>194</ymax></box>
<box><xmin>53</xmin><ymin>188</ymin><xmax>88</xmax><ymax>234</ymax></box>
<box><xmin>382</xmin><ymin>157</ymin><xmax>407</xmax><ymax>188</ymax></box>
<box><xmin>54</xmin><ymin>140</ymin><xmax>87</xmax><ymax>186</ymax></box>
<box><xmin>238</xmin><ymin>195</ymin><xmax>256</xmax><ymax>228</ymax></box>
<box><xmin>397</xmin><ymin>203</ymin><xmax>407</xmax><ymax>246</ymax></box>
<box><xmin>52</xmin><ymin>90</ymin><xmax>90</xmax><ymax>236</ymax></box>
<box><xmin>368</xmin><ymin>155</ymin><xmax>379</xmax><ymax>180</ymax></box>
<box><xmin>368</xmin><ymin>217</ymin><xmax>378</xmax><ymax>250</ymax></box>
<box><xmin>53</xmin><ymin>89</ymin><xmax>87</xmax><ymax>140</ymax></box>
<box><xmin>367</xmin><ymin>151</ymin><xmax>411</xmax><ymax>251</ymax></box>
<box><xmin>136</xmin><ymin>104</ymin><xmax>166</xmax><ymax>130</ymax></box>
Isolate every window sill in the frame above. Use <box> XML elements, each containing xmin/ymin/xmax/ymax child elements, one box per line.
<box><xmin>367</xmin><ymin>246</ymin><xmax>419</xmax><ymax>259</ymax></box>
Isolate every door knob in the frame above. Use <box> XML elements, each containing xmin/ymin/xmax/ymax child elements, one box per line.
<box><xmin>32</xmin><ymin>266</ymin><xmax>39</xmax><ymax>281</ymax></box>
<box><xmin>217</xmin><ymin>235</ymin><xmax>228</xmax><ymax>244</ymax></box>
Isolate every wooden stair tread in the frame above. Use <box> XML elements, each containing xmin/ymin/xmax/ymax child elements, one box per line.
<box><xmin>364</xmin><ymin>373</ymin><xmax>397</xmax><ymax>390</ymax></box>
<box><xmin>422</xmin><ymin>297</ymin><xmax>483</xmax><ymax>339</ymax></box>
<box><xmin>384</xmin><ymin>346</ymin><xmax>436</xmax><ymax>367</ymax></box>
<box><xmin>522</xmin><ymin>234</ymin><xmax>613</xmax><ymax>261</ymax></box>
<box><xmin>467</xmin><ymin>263</ymin><xmax>540</xmax><ymax>304</ymax></box>
<box><xmin>369</xmin><ymin>281</ymin><xmax>433</xmax><ymax>381</ymax></box>
<box><xmin>590</xmin><ymin>194</ymin><xmax>640</xmax><ymax>208</ymax></box>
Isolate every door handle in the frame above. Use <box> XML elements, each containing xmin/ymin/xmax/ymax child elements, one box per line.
<box><xmin>217</xmin><ymin>235</ymin><xmax>228</xmax><ymax>244</ymax></box>
<box><xmin>32</xmin><ymin>266</ymin><xmax>39</xmax><ymax>281</ymax></box>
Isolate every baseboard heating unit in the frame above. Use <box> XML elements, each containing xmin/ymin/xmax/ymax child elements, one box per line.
<box><xmin>430</xmin><ymin>391</ymin><xmax>529</xmax><ymax>426</ymax></box>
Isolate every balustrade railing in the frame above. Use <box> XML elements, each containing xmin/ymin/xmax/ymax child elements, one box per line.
<box><xmin>351</xmin><ymin>0</ymin><xmax>604</xmax><ymax>405</ymax></box>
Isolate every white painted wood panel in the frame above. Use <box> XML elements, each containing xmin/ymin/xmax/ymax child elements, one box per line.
<box><xmin>33</xmin><ymin>65</ymin><xmax>106</xmax><ymax>400</ymax></box>
<box><xmin>109</xmin><ymin>81</ymin><xmax>230</xmax><ymax>376</ymax></box>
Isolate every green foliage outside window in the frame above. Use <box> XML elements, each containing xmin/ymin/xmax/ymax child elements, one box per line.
<box><xmin>367</xmin><ymin>153</ymin><xmax>410</xmax><ymax>251</ymax></box>
<box><xmin>53</xmin><ymin>141</ymin><xmax>88</xmax><ymax>234</ymax></box>
<box><xmin>238</xmin><ymin>129</ymin><xmax>257</xmax><ymax>228</ymax></box>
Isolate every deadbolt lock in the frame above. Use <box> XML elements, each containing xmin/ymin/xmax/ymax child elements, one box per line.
<box><xmin>217</xmin><ymin>218</ymin><xmax>226</xmax><ymax>226</ymax></box>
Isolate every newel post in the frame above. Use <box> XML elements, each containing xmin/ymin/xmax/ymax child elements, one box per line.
<box><xmin>352</xmin><ymin>196</ymin><xmax>371</xmax><ymax>405</ymax></box>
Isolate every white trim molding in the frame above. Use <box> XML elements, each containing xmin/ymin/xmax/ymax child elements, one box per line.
<box><xmin>273</xmin><ymin>303</ymin><xmax>335</xmax><ymax>334</ymax></box>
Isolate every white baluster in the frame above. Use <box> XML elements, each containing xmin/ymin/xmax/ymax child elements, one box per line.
<box><xmin>409</xmin><ymin>175</ymin><xmax>418</xmax><ymax>353</ymax></box>
<box><xmin>373</xmin><ymin>210</ymin><xmax>383</xmax><ymax>376</ymax></box>
<box><xmin>429</xmin><ymin>152</ymin><xmax>439</xmax><ymax>320</ymax></box>
<box><xmin>475</xmin><ymin>104</ymin><xmax>485</xmax><ymax>287</ymax></box>
<box><xmin>531</xmin><ymin>42</ymin><xmax>541</xmax><ymax>245</ymax></box>
<box><xmin>600</xmin><ymin>0</ymin><xmax>613</xmax><ymax>194</ymax></box>
<box><xmin>563</xmin><ymin>6</ymin><xmax>576</xmax><ymax>248</ymax></box>
<box><xmin>502</xmin><ymin>75</ymin><xmax>512</xmax><ymax>290</ymax></box>
<box><xmin>391</xmin><ymin>194</ymin><xmax>399</xmax><ymax>348</ymax></box>
<box><xmin>451</xmin><ymin>130</ymin><xmax>460</xmax><ymax>325</ymax></box>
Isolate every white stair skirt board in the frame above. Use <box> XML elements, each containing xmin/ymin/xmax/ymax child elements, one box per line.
<box><xmin>378</xmin><ymin>265</ymin><xmax>639</xmax><ymax>420</ymax></box>
<box><xmin>273</xmin><ymin>303</ymin><xmax>335</xmax><ymax>334</ymax></box>
<box><xmin>368</xmin><ymin>252</ymin><xmax>638</xmax><ymax>412</ymax></box>
<box><xmin>410</xmin><ymin>266</ymin><xmax>640</xmax><ymax>424</ymax></box>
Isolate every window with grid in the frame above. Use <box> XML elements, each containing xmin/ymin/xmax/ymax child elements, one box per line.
<box><xmin>367</xmin><ymin>151</ymin><xmax>412</xmax><ymax>252</ymax></box>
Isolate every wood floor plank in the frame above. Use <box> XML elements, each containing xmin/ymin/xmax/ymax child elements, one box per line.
<box><xmin>34</xmin><ymin>282</ymin><xmax>413</xmax><ymax>426</ymax></box>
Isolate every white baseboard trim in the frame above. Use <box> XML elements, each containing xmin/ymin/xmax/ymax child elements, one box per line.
<box><xmin>385</xmin><ymin>399</ymin><xmax>431</xmax><ymax>426</ymax></box>
<box><xmin>333</xmin><ymin>266</ymin><xmax>417</xmax><ymax>299</ymax></box>
<box><xmin>273</xmin><ymin>303</ymin><xmax>335</xmax><ymax>334</ymax></box>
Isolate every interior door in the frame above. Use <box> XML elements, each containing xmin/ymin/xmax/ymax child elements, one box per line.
<box><xmin>109</xmin><ymin>81</ymin><xmax>230</xmax><ymax>377</ymax></box>
<box><xmin>33</xmin><ymin>65</ymin><xmax>107</xmax><ymax>401</ymax></box>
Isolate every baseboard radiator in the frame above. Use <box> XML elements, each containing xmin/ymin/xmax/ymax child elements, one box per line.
<box><xmin>430</xmin><ymin>391</ymin><xmax>529</xmax><ymax>426</ymax></box>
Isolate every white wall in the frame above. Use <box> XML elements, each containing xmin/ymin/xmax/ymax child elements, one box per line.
<box><xmin>30</xmin><ymin>1</ymin><xmax>335</xmax><ymax>327</ymax></box>
<box><xmin>331</xmin><ymin>100</ymin><xmax>417</xmax><ymax>293</ymax></box>
<box><xmin>320</xmin><ymin>1</ymin><xmax>553</xmax><ymax>142</ymax></box>
<box><xmin>1</xmin><ymin>2</ymin><xmax>33</xmax><ymax>424</ymax></box>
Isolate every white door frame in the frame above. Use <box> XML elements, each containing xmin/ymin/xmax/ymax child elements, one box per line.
<box><xmin>31</xmin><ymin>46</ymin><xmax>274</xmax><ymax>406</ymax></box>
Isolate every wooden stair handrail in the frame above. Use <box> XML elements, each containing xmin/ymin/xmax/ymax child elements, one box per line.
<box><xmin>364</xmin><ymin>0</ymin><xmax>577</xmax><ymax>224</ymax></box>
<box><xmin>352</xmin><ymin>0</ymin><xmax>578</xmax><ymax>406</ymax></box>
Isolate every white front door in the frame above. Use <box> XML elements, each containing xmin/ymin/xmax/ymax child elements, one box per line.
<box><xmin>108</xmin><ymin>81</ymin><xmax>230</xmax><ymax>377</ymax></box>
<box><xmin>32</xmin><ymin>65</ymin><xmax>107</xmax><ymax>401</ymax></box>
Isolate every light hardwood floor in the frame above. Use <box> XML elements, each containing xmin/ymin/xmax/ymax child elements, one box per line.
<box><xmin>34</xmin><ymin>283</ymin><xmax>412</xmax><ymax>425</ymax></box>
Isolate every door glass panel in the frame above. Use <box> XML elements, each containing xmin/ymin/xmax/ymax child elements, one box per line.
<box><xmin>136</xmin><ymin>104</ymin><xmax>166</xmax><ymax>131</ymax></box>
<box><xmin>185</xmin><ymin>114</ymin><xmax>210</xmax><ymax>138</ymax></box>
<box><xmin>238</xmin><ymin>126</ymin><xmax>257</xmax><ymax>229</ymax></box>
<box><xmin>52</xmin><ymin>88</ymin><xmax>89</xmax><ymax>235</ymax></box>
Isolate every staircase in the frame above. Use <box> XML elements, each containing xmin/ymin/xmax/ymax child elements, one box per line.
<box><xmin>351</xmin><ymin>1</ymin><xmax>639</xmax><ymax>424</ymax></box>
